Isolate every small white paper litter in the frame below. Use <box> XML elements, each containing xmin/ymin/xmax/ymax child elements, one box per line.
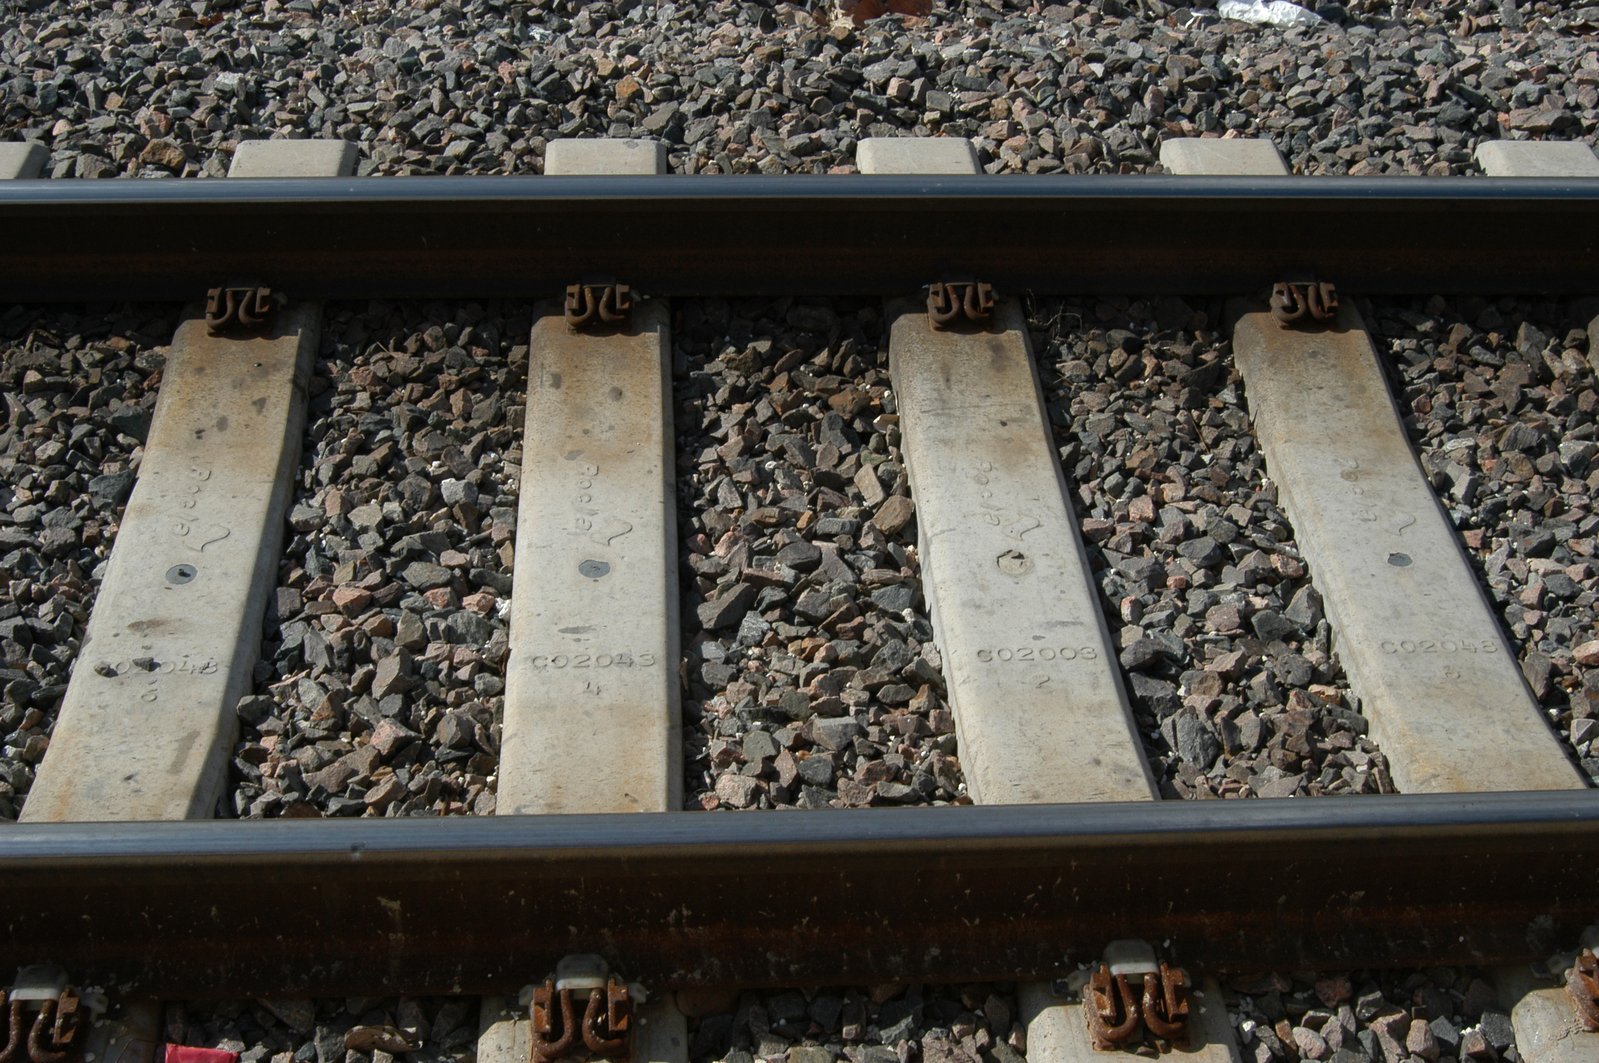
<box><xmin>1217</xmin><ymin>0</ymin><xmax>1325</xmax><ymax>29</ymax></box>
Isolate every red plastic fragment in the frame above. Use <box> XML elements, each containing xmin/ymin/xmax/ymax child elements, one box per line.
<box><xmin>837</xmin><ymin>0</ymin><xmax>932</xmax><ymax>24</ymax></box>
<box><xmin>165</xmin><ymin>1046</ymin><xmax>240</xmax><ymax>1063</ymax></box>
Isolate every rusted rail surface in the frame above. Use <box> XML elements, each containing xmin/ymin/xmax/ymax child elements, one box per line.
<box><xmin>0</xmin><ymin>791</ymin><xmax>1594</xmax><ymax>998</ymax></box>
<box><xmin>1</xmin><ymin>175</ymin><xmax>1598</xmax><ymax>300</ymax></box>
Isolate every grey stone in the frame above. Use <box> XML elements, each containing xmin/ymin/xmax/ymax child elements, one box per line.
<box><xmin>743</xmin><ymin>730</ymin><xmax>779</xmax><ymax>762</ymax></box>
<box><xmin>440</xmin><ymin>478</ymin><xmax>478</xmax><ymax>507</ymax></box>
<box><xmin>255</xmin><ymin>998</ymin><xmax>315</xmax><ymax>1034</ymax></box>
<box><xmin>1477</xmin><ymin>1010</ymin><xmax>1514</xmax><ymax>1050</ymax></box>
<box><xmin>1120</xmin><ymin>637</ymin><xmax>1167</xmax><ymax>671</ymax></box>
<box><xmin>1250</xmin><ymin>610</ymin><xmax>1295</xmax><ymax>644</ymax></box>
<box><xmin>435</xmin><ymin>712</ymin><xmax>475</xmax><ymax>750</ymax></box>
<box><xmin>870</xmin><ymin>583</ymin><xmax>917</xmax><ymax>613</ymax></box>
<box><xmin>698</xmin><ymin>583</ymin><xmax>755</xmax><ymax>631</ymax></box>
<box><xmin>875</xmin><ymin>998</ymin><xmax>923</xmax><ymax>1042</ymax></box>
<box><xmin>445</xmin><ymin>610</ymin><xmax>494</xmax><ymax>644</ymax></box>
<box><xmin>775</xmin><ymin>541</ymin><xmax>822</xmax><ymax>571</ymax></box>
<box><xmin>371</xmin><ymin>652</ymin><xmax>413</xmax><ymax>699</ymax></box>
<box><xmin>1178</xmin><ymin>535</ymin><xmax>1225</xmax><ymax>567</ymax></box>
<box><xmin>1285</xmin><ymin>586</ymin><xmax>1323</xmax><ymax>629</ymax></box>
<box><xmin>1172</xmin><ymin>709</ymin><xmax>1220</xmax><ymax>769</ymax></box>
<box><xmin>811</xmin><ymin>717</ymin><xmax>863</xmax><ymax>751</ymax></box>
<box><xmin>401</xmin><ymin>562</ymin><xmax>452</xmax><ymax>590</ymax></box>
<box><xmin>314</xmin><ymin>1025</ymin><xmax>346</xmax><ymax>1063</ymax></box>
<box><xmin>86</xmin><ymin>470</ymin><xmax>135</xmax><ymax>506</ymax></box>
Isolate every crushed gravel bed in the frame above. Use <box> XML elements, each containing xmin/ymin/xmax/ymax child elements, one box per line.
<box><xmin>227</xmin><ymin>301</ymin><xmax>527</xmax><ymax>819</ymax></box>
<box><xmin>675</xmin><ymin>298</ymin><xmax>961</xmax><ymax>810</ymax></box>
<box><xmin>0</xmin><ymin>304</ymin><xmax>175</xmax><ymax>820</ymax></box>
<box><xmin>168</xmin><ymin>997</ymin><xmax>477</xmax><ymax>1063</ymax></box>
<box><xmin>688</xmin><ymin>985</ymin><xmax>1025</xmax><ymax>1063</ymax></box>
<box><xmin>1033</xmin><ymin>296</ymin><xmax>1391</xmax><ymax>799</ymax></box>
<box><xmin>174</xmin><ymin>985</ymin><xmax>1025</xmax><ymax>1063</ymax></box>
<box><xmin>1226</xmin><ymin>967</ymin><xmax>1521</xmax><ymax>1063</ymax></box>
<box><xmin>4</xmin><ymin>1</ymin><xmax>1597</xmax><ymax>181</ymax></box>
<box><xmin>173</xmin><ymin>969</ymin><xmax>1530</xmax><ymax>1063</ymax></box>
<box><xmin>1371</xmin><ymin>295</ymin><xmax>1599</xmax><ymax>784</ymax></box>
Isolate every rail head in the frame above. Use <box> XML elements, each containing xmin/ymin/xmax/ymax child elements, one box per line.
<box><xmin>2</xmin><ymin>791</ymin><xmax>1595</xmax><ymax>996</ymax></box>
<box><xmin>3</xmin><ymin>174</ymin><xmax>1598</xmax><ymax>300</ymax></box>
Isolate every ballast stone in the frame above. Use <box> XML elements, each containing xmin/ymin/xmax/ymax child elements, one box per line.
<box><xmin>698</xmin><ymin>583</ymin><xmax>755</xmax><ymax>630</ymax></box>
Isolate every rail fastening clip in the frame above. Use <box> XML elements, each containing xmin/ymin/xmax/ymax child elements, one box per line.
<box><xmin>530</xmin><ymin>955</ymin><xmax>634</xmax><ymax>1063</ymax></box>
<box><xmin>1083</xmin><ymin>940</ymin><xmax>1190</xmax><ymax>1052</ymax></box>
<box><xmin>1</xmin><ymin>967</ymin><xmax>106</xmax><ymax>1063</ymax></box>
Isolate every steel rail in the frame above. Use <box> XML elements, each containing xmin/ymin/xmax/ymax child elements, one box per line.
<box><xmin>2</xmin><ymin>175</ymin><xmax>1598</xmax><ymax>300</ymax></box>
<box><xmin>1</xmin><ymin>791</ymin><xmax>1593</xmax><ymax>997</ymax></box>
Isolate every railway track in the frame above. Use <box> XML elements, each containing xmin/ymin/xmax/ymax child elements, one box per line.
<box><xmin>1</xmin><ymin>135</ymin><xmax>1597</xmax><ymax>1063</ymax></box>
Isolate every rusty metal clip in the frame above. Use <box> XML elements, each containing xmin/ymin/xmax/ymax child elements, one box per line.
<box><xmin>1</xmin><ymin>981</ymin><xmax>92</xmax><ymax>1063</ymax></box>
<box><xmin>1567</xmin><ymin>948</ymin><xmax>1599</xmax><ymax>1031</ymax></box>
<box><xmin>0</xmin><ymin>995</ymin><xmax>20</xmax><ymax>1063</ymax></box>
<box><xmin>1083</xmin><ymin>942</ymin><xmax>1190</xmax><ymax>1052</ymax></box>
<box><xmin>1269</xmin><ymin>278</ymin><xmax>1338</xmax><ymax>329</ymax></box>
<box><xmin>530</xmin><ymin>957</ymin><xmax>633</xmax><ymax>1063</ymax></box>
<box><xmin>1139</xmin><ymin>964</ymin><xmax>1190</xmax><ymax>1042</ymax></box>
<box><xmin>1085</xmin><ymin>965</ymin><xmax>1141</xmax><ymax>1049</ymax></box>
<box><xmin>205</xmin><ymin>286</ymin><xmax>279</xmax><ymax>336</ymax></box>
<box><xmin>564</xmin><ymin>283</ymin><xmax>633</xmax><ymax>332</ymax></box>
<box><xmin>926</xmin><ymin>281</ymin><xmax>996</xmax><ymax>332</ymax></box>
